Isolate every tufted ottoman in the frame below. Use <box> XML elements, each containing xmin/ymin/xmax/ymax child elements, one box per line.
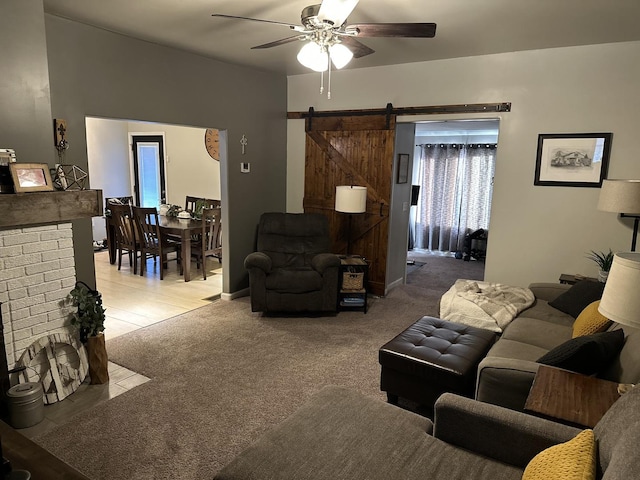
<box><xmin>379</xmin><ymin>316</ymin><xmax>496</xmax><ymax>414</ymax></box>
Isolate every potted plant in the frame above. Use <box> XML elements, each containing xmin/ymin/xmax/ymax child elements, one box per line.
<box><xmin>586</xmin><ymin>249</ymin><xmax>615</xmax><ymax>283</ymax></box>
<box><xmin>68</xmin><ymin>281</ymin><xmax>109</xmax><ymax>384</ymax></box>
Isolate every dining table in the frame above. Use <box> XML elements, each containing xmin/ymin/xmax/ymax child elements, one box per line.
<box><xmin>157</xmin><ymin>215</ymin><xmax>202</xmax><ymax>282</ymax></box>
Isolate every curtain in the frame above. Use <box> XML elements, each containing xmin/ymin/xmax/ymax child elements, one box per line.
<box><xmin>415</xmin><ymin>143</ymin><xmax>496</xmax><ymax>253</ymax></box>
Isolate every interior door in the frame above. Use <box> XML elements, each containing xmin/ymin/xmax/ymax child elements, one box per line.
<box><xmin>303</xmin><ymin>114</ymin><xmax>395</xmax><ymax>296</ymax></box>
<box><xmin>131</xmin><ymin>135</ymin><xmax>166</xmax><ymax>207</ymax></box>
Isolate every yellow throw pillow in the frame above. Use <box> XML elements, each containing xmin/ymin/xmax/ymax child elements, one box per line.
<box><xmin>572</xmin><ymin>300</ymin><xmax>611</xmax><ymax>338</ymax></box>
<box><xmin>522</xmin><ymin>429</ymin><xmax>596</xmax><ymax>480</ymax></box>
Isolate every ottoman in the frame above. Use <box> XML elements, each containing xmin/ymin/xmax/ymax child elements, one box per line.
<box><xmin>379</xmin><ymin>316</ymin><xmax>496</xmax><ymax>413</ymax></box>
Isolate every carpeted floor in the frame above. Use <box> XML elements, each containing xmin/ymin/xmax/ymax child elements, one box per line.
<box><xmin>33</xmin><ymin>255</ymin><xmax>484</xmax><ymax>480</ymax></box>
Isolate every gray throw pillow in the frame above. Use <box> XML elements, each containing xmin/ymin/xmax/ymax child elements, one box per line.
<box><xmin>537</xmin><ymin>329</ymin><xmax>625</xmax><ymax>375</ymax></box>
<box><xmin>548</xmin><ymin>280</ymin><xmax>605</xmax><ymax>318</ymax></box>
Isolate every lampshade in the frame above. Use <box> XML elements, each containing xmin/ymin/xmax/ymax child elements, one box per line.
<box><xmin>335</xmin><ymin>186</ymin><xmax>367</xmax><ymax>213</ymax></box>
<box><xmin>597</xmin><ymin>179</ymin><xmax>640</xmax><ymax>214</ymax></box>
<box><xmin>598</xmin><ymin>252</ymin><xmax>640</xmax><ymax>328</ymax></box>
<box><xmin>329</xmin><ymin>43</ymin><xmax>353</xmax><ymax>69</ymax></box>
<box><xmin>297</xmin><ymin>42</ymin><xmax>328</xmax><ymax>72</ymax></box>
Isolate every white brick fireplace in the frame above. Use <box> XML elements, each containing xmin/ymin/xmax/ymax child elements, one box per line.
<box><xmin>0</xmin><ymin>189</ymin><xmax>102</xmax><ymax>377</ymax></box>
<box><xmin>0</xmin><ymin>224</ymin><xmax>77</xmax><ymax>367</ymax></box>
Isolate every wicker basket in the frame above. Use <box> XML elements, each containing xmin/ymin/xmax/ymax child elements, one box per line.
<box><xmin>342</xmin><ymin>271</ymin><xmax>364</xmax><ymax>290</ymax></box>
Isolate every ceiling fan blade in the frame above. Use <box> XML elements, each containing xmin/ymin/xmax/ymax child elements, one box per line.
<box><xmin>339</xmin><ymin>36</ymin><xmax>375</xmax><ymax>58</ymax></box>
<box><xmin>318</xmin><ymin>0</ymin><xmax>359</xmax><ymax>27</ymax></box>
<box><xmin>347</xmin><ymin>23</ymin><xmax>437</xmax><ymax>38</ymax></box>
<box><xmin>211</xmin><ymin>13</ymin><xmax>303</xmax><ymax>31</ymax></box>
<box><xmin>251</xmin><ymin>36</ymin><xmax>304</xmax><ymax>50</ymax></box>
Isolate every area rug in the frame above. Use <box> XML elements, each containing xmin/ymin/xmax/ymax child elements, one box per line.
<box><xmin>33</xmin><ymin>255</ymin><xmax>484</xmax><ymax>480</ymax></box>
<box><xmin>405</xmin><ymin>260</ymin><xmax>426</xmax><ymax>275</ymax></box>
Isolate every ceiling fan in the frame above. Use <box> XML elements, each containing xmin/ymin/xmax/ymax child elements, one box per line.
<box><xmin>212</xmin><ymin>0</ymin><xmax>436</xmax><ymax>98</ymax></box>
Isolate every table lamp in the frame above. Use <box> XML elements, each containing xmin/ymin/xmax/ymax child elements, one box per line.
<box><xmin>335</xmin><ymin>185</ymin><xmax>367</xmax><ymax>256</ymax></box>
<box><xmin>598</xmin><ymin>252</ymin><xmax>640</xmax><ymax>328</ymax></box>
<box><xmin>597</xmin><ymin>179</ymin><xmax>640</xmax><ymax>251</ymax></box>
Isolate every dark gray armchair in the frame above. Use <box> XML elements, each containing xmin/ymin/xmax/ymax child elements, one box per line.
<box><xmin>244</xmin><ymin>212</ymin><xmax>341</xmax><ymax>314</ymax></box>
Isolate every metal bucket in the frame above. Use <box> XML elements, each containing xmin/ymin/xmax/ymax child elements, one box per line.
<box><xmin>6</xmin><ymin>382</ymin><xmax>44</xmax><ymax>429</ymax></box>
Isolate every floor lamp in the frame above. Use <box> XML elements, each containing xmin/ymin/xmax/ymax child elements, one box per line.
<box><xmin>597</xmin><ymin>179</ymin><xmax>640</xmax><ymax>252</ymax></box>
<box><xmin>335</xmin><ymin>186</ymin><xmax>367</xmax><ymax>256</ymax></box>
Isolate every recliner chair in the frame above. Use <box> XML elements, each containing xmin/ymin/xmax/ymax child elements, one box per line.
<box><xmin>244</xmin><ymin>212</ymin><xmax>341</xmax><ymax>314</ymax></box>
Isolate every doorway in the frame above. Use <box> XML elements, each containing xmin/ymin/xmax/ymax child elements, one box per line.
<box><xmin>85</xmin><ymin>117</ymin><xmax>224</xmax><ymax>338</ymax></box>
<box><xmin>408</xmin><ymin>119</ymin><xmax>499</xmax><ymax>277</ymax></box>
<box><xmin>131</xmin><ymin>135</ymin><xmax>166</xmax><ymax>207</ymax></box>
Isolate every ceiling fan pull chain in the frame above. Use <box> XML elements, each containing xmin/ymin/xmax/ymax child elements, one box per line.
<box><xmin>319</xmin><ymin>70</ymin><xmax>324</xmax><ymax>95</ymax></box>
<box><xmin>327</xmin><ymin>54</ymin><xmax>332</xmax><ymax>99</ymax></box>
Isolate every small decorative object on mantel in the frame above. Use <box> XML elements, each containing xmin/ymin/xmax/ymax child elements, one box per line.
<box><xmin>9</xmin><ymin>163</ymin><xmax>54</xmax><ymax>193</ymax></box>
<box><xmin>53</xmin><ymin>164</ymin><xmax>88</xmax><ymax>190</ymax></box>
<box><xmin>67</xmin><ymin>281</ymin><xmax>109</xmax><ymax>385</ymax></box>
<box><xmin>586</xmin><ymin>249</ymin><xmax>614</xmax><ymax>283</ymax></box>
<box><xmin>0</xmin><ymin>148</ymin><xmax>17</xmax><ymax>194</ymax></box>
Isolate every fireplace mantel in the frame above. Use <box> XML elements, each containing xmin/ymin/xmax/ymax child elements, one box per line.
<box><xmin>0</xmin><ymin>190</ymin><xmax>103</xmax><ymax>229</ymax></box>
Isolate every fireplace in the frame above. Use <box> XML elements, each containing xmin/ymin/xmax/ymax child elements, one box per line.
<box><xmin>0</xmin><ymin>190</ymin><xmax>102</xmax><ymax>385</ymax></box>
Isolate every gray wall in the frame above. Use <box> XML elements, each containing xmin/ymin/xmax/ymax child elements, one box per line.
<box><xmin>44</xmin><ymin>14</ymin><xmax>288</xmax><ymax>293</ymax></box>
<box><xmin>386</xmin><ymin>123</ymin><xmax>416</xmax><ymax>291</ymax></box>
<box><xmin>0</xmin><ymin>0</ymin><xmax>53</xmax><ymax>167</ymax></box>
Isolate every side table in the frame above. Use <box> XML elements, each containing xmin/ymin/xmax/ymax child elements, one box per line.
<box><xmin>524</xmin><ymin>365</ymin><xmax>621</xmax><ymax>428</ymax></box>
<box><xmin>559</xmin><ymin>273</ymin><xmax>597</xmax><ymax>285</ymax></box>
<box><xmin>338</xmin><ymin>256</ymin><xmax>369</xmax><ymax>313</ymax></box>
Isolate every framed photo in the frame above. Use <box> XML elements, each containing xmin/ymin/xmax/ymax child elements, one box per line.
<box><xmin>9</xmin><ymin>163</ymin><xmax>55</xmax><ymax>193</ymax></box>
<box><xmin>534</xmin><ymin>133</ymin><xmax>612</xmax><ymax>187</ymax></box>
<box><xmin>397</xmin><ymin>154</ymin><xmax>409</xmax><ymax>184</ymax></box>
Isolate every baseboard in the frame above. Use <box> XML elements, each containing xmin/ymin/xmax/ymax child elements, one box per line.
<box><xmin>386</xmin><ymin>277</ymin><xmax>404</xmax><ymax>295</ymax></box>
<box><xmin>221</xmin><ymin>288</ymin><xmax>249</xmax><ymax>301</ymax></box>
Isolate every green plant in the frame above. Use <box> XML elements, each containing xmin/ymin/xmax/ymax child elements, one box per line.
<box><xmin>586</xmin><ymin>249</ymin><xmax>615</xmax><ymax>272</ymax></box>
<box><xmin>68</xmin><ymin>281</ymin><xmax>106</xmax><ymax>342</ymax></box>
<box><xmin>166</xmin><ymin>204</ymin><xmax>182</xmax><ymax>217</ymax></box>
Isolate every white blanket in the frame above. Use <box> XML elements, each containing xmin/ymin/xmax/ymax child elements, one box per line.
<box><xmin>439</xmin><ymin>279</ymin><xmax>535</xmax><ymax>333</ymax></box>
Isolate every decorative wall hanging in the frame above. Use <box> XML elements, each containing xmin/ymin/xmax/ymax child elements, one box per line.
<box><xmin>15</xmin><ymin>333</ymin><xmax>89</xmax><ymax>404</ymax></box>
<box><xmin>53</xmin><ymin>118</ymin><xmax>69</xmax><ymax>161</ymax></box>
<box><xmin>534</xmin><ymin>133</ymin><xmax>612</xmax><ymax>187</ymax></box>
<box><xmin>54</xmin><ymin>164</ymin><xmax>88</xmax><ymax>190</ymax></box>
<box><xmin>397</xmin><ymin>154</ymin><xmax>409</xmax><ymax>184</ymax></box>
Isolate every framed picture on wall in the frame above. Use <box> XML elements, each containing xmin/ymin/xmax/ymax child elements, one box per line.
<box><xmin>397</xmin><ymin>154</ymin><xmax>409</xmax><ymax>184</ymax></box>
<box><xmin>534</xmin><ymin>133</ymin><xmax>612</xmax><ymax>187</ymax></box>
<box><xmin>9</xmin><ymin>163</ymin><xmax>55</xmax><ymax>193</ymax></box>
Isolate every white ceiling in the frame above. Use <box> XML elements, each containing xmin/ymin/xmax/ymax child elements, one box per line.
<box><xmin>43</xmin><ymin>0</ymin><xmax>640</xmax><ymax>76</ymax></box>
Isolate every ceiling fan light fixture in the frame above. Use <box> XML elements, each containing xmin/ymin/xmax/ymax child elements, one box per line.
<box><xmin>329</xmin><ymin>43</ymin><xmax>353</xmax><ymax>69</ymax></box>
<box><xmin>297</xmin><ymin>41</ymin><xmax>328</xmax><ymax>72</ymax></box>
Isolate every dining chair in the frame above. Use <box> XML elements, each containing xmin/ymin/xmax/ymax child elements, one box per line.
<box><xmin>132</xmin><ymin>206</ymin><xmax>181</xmax><ymax>280</ymax></box>
<box><xmin>191</xmin><ymin>206</ymin><xmax>222</xmax><ymax>280</ymax></box>
<box><xmin>109</xmin><ymin>203</ymin><xmax>138</xmax><ymax>274</ymax></box>
<box><xmin>185</xmin><ymin>196</ymin><xmax>221</xmax><ymax>218</ymax></box>
<box><xmin>185</xmin><ymin>195</ymin><xmax>200</xmax><ymax>214</ymax></box>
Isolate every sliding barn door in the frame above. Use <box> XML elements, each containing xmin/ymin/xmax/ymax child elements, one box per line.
<box><xmin>303</xmin><ymin>114</ymin><xmax>396</xmax><ymax>296</ymax></box>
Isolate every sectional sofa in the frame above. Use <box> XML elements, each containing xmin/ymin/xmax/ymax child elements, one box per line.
<box><xmin>475</xmin><ymin>281</ymin><xmax>640</xmax><ymax>411</ymax></box>
<box><xmin>214</xmin><ymin>384</ymin><xmax>640</xmax><ymax>479</ymax></box>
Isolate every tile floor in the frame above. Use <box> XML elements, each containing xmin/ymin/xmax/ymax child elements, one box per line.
<box><xmin>18</xmin><ymin>250</ymin><xmax>223</xmax><ymax>439</ymax></box>
<box><xmin>19</xmin><ymin>362</ymin><xmax>150</xmax><ymax>439</ymax></box>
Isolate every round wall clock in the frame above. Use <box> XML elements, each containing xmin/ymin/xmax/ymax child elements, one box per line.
<box><xmin>205</xmin><ymin>128</ymin><xmax>220</xmax><ymax>161</ymax></box>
